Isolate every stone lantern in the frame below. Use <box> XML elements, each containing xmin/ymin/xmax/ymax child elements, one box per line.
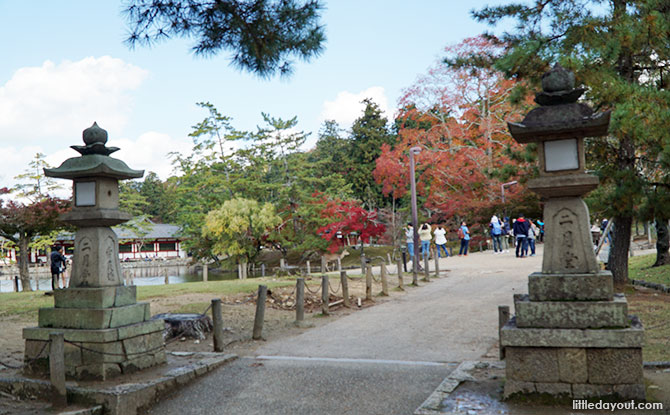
<box><xmin>501</xmin><ymin>65</ymin><xmax>644</xmax><ymax>400</ymax></box>
<box><xmin>23</xmin><ymin>123</ymin><xmax>166</xmax><ymax>380</ymax></box>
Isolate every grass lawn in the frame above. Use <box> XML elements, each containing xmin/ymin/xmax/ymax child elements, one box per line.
<box><xmin>0</xmin><ymin>278</ymin><xmax>295</xmax><ymax>319</ymax></box>
<box><xmin>628</xmin><ymin>253</ymin><xmax>670</xmax><ymax>284</ymax></box>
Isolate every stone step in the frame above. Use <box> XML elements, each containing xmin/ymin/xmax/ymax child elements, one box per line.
<box><xmin>54</xmin><ymin>285</ymin><xmax>137</xmax><ymax>309</ymax></box>
<box><xmin>500</xmin><ymin>315</ymin><xmax>644</xmax><ymax>348</ymax></box>
<box><xmin>528</xmin><ymin>271</ymin><xmax>613</xmax><ymax>301</ymax></box>
<box><xmin>514</xmin><ymin>293</ymin><xmax>628</xmax><ymax>329</ymax></box>
<box><xmin>38</xmin><ymin>303</ymin><xmax>151</xmax><ymax>330</ymax></box>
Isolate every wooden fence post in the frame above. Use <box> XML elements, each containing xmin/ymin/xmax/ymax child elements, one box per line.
<box><xmin>321</xmin><ymin>276</ymin><xmax>329</xmax><ymax>315</ymax></box>
<box><xmin>365</xmin><ymin>266</ymin><xmax>372</xmax><ymax>301</ymax></box>
<box><xmin>498</xmin><ymin>305</ymin><xmax>510</xmax><ymax>359</ymax></box>
<box><xmin>380</xmin><ymin>263</ymin><xmax>389</xmax><ymax>296</ymax></box>
<box><xmin>321</xmin><ymin>256</ymin><xmax>327</xmax><ymax>273</ymax></box>
<box><xmin>252</xmin><ymin>285</ymin><xmax>267</xmax><ymax>340</ymax></box>
<box><xmin>49</xmin><ymin>332</ymin><xmax>67</xmax><ymax>408</ymax></box>
<box><xmin>203</xmin><ymin>263</ymin><xmax>208</xmax><ymax>282</ymax></box>
<box><xmin>337</xmin><ymin>257</ymin><xmax>342</xmax><ymax>272</ymax></box>
<box><xmin>396</xmin><ymin>258</ymin><xmax>404</xmax><ymax>290</ymax></box>
<box><xmin>280</xmin><ymin>258</ymin><xmax>286</xmax><ymax>271</ymax></box>
<box><xmin>211</xmin><ymin>299</ymin><xmax>224</xmax><ymax>352</ymax></box>
<box><xmin>306</xmin><ymin>261</ymin><xmax>311</xmax><ymax>275</ymax></box>
<box><xmin>361</xmin><ymin>253</ymin><xmax>366</xmax><ymax>276</ymax></box>
<box><xmin>296</xmin><ymin>278</ymin><xmax>305</xmax><ymax>323</ymax></box>
<box><xmin>434</xmin><ymin>254</ymin><xmax>440</xmax><ymax>278</ymax></box>
<box><xmin>423</xmin><ymin>254</ymin><xmax>430</xmax><ymax>282</ymax></box>
<box><xmin>340</xmin><ymin>271</ymin><xmax>350</xmax><ymax>307</ymax></box>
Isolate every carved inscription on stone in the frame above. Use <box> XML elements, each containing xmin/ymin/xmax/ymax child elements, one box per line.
<box><xmin>105</xmin><ymin>236</ymin><xmax>116</xmax><ymax>281</ymax></box>
<box><xmin>79</xmin><ymin>237</ymin><xmax>92</xmax><ymax>281</ymax></box>
<box><xmin>555</xmin><ymin>208</ymin><xmax>580</xmax><ymax>270</ymax></box>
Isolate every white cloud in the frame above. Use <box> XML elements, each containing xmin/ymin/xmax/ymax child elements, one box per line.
<box><xmin>0</xmin><ymin>56</ymin><xmax>148</xmax><ymax>144</ymax></box>
<box><xmin>108</xmin><ymin>131</ymin><xmax>191</xmax><ymax>180</ymax></box>
<box><xmin>319</xmin><ymin>86</ymin><xmax>391</xmax><ymax>129</ymax></box>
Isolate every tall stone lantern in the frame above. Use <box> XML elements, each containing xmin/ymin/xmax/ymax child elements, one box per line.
<box><xmin>23</xmin><ymin>123</ymin><xmax>166</xmax><ymax>380</ymax></box>
<box><xmin>501</xmin><ymin>65</ymin><xmax>644</xmax><ymax>399</ymax></box>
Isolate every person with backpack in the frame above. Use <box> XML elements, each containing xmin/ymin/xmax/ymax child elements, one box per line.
<box><xmin>513</xmin><ymin>214</ymin><xmax>530</xmax><ymax>258</ymax></box>
<box><xmin>489</xmin><ymin>215</ymin><xmax>503</xmax><ymax>254</ymax></box>
<box><xmin>434</xmin><ymin>224</ymin><xmax>449</xmax><ymax>258</ymax></box>
<box><xmin>458</xmin><ymin>221</ymin><xmax>470</xmax><ymax>256</ymax></box>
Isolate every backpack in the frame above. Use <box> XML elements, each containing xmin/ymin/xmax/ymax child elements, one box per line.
<box><xmin>457</xmin><ymin>227</ymin><xmax>465</xmax><ymax>239</ymax></box>
<box><xmin>492</xmin><ymin>221</ymin><xmax>502</xmax><ymax>236</ymax></box>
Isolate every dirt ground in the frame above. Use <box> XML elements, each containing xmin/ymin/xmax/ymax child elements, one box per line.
<box><xmin>0</xmin><ymin>273</ymin><xmax>401</xmax><ymax>370</ymax></box>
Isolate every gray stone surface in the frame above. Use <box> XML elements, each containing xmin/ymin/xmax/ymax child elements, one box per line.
<box><xmin>528</xmin><ymin>271</ymin><xmax>613</xmax><ymax>301</ymax></box>
<box><xmin>613</xmin><ymin>383</ymin><xmax>646</xmax><ymax>400</ymax></box>
<box><xmin>500</xmin><ymin>316</ymin><xmax>644</xmax><ymax>348</ymax></box>
<box><xmin>503</xmin><ymin>380</ymin><xmax>536</xmax><ymax>397</ymax></box>
<box><xmin>572</xmin><ymin>383</ymin><xmax>613</xmax><ymax>398</ymax></box>
<box><xmin>54</xmin><ymin>285</ymin><xmax>137</xmax><ymax>308</ymax></box>
<box><xmin>557</xmin><ymin>348</ymin><xmax>587</xmax><ymax>383</ymax></box>
<box><xmin>70</xmin><ymin>227</ymin><xmax>123</xmax><ymax>287</ymax></box>
<box><xmin>514</xmin><ymin>294</ymin><xmax>628</xmax><ymax>329</ymax></box>
<box><xmin>541</xmin><ymin>197</ymin><xmax>600</xmax><ymax>274</ymax></box>
<box><xmin>23</xmin><ymin>319</ymin><xmax>164</xmax><ymax>343</ymax></box>
<box><xmin>38</xmin><ymin>303</ymin><xmax>149</xmax><ymax>329</ymax></box>
<box><xmin>535</xmin><ymin>382</ymin><xmax>572</xmax><ymax>396</ymax></box>
<box><xmin>587</xmin><ymin>348</ymin><xmax>643</xmax><ymax>384</ymax></box>
<box><xmin>505</xmin><ymin>347</ymin><xmax>559</xmax><ymax>382</ymax></box>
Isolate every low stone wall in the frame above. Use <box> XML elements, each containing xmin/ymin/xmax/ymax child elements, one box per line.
<box><xmin>0</xmin><ymin>259</ymin><xmax>192</xmax><ymax>279</ymax></box>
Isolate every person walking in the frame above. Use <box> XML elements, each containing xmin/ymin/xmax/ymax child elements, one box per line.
<box><xmin>490</xmin><ymin>215</ymin><xmax>503</xmax><ymax>254</ymax></box>
<box><xmin>434</xmin><ymin>224</ymin><xmax>449</xmax><ymax>258</ymax></box>
<box><xmin>526</xmin><ymin>221</ymin><xmax>537</xmax><ymax>257</ymax></box>
<box><xmin>419</xmin><ymin>223</ymin><xmax>432</xmax><ymax>261</ymax></box>
<box><xmin>536</xmin><ymin>219</ymin><xmax>545</xmax><ymax>243</ymax></box>
<box><xmin>458</xmin><ymin>221</ymin><xmax>470</xmax><ymax>256</ymax></box>
<box><xmin>50</xmin><ymin>246</ymin><xmax>67</xmax><ymax>290</ymax></box>
<box><xmin>513</xmin><ymin>214</ymin><xmax>530</xmax><ymax>258</ymax></box>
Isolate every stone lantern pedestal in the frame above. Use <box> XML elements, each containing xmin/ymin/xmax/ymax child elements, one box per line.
<box><xmin>22</xmin><ymin>123</ymin><xmax>166</xmax><ymax>380</ymax></box>
<box><xmin>501</xmin><ymin>65</ymin><xmax>644</xmax><ymax>399</ymax></box>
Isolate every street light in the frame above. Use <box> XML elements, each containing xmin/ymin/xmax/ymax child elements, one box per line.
<box><xmin>409</xmin><ymin>146</ymin><xmax>421</xmax><ymax>283</ymax></box>
<box><xmin>501</xmin><ymin>180</ymin><xmax>518</xmax><ymax>205</ymax></box>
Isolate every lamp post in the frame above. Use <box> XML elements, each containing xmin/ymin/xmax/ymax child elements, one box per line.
<box><xmin>501</xmin><ymin>180</ymin><xmax>518</xmax><ymax>205</ymax></box>
<box><xmin>409</xmin><ymin>146</ymin><xmax>421</xmax><ymax>284</ymax></box>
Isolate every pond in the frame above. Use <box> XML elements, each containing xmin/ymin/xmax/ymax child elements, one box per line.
<box><xmin>0</xmin><ymin>265</ymin><xmax>261</xmax><ymax>293</ymax></box>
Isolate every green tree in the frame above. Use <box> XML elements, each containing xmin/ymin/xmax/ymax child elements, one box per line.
<box><xmin>123</xmin><ymin>0</ymin><xmax>326</xmax><ymax>77</ymax></box>
<box><xmin>470</xmin><ymin>0</ymin><xmax>670</xmax><ymax>283</ymax></box>
<box><xmin>347</xmin><ymin>99</ymin><xmax>397</xmax><ymax>209</ymax></box>
<box><xmin>13</xmin><ymin>153</ymin><xmax>63</xmax><ymax>202</ymax></box>
<box><xmin>202</xmin><ymin>197</ymin><xmax>281</xmax><ymax>265</ymax></box>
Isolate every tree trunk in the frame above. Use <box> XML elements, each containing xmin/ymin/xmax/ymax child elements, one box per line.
<box><xmin>607</xmin><ymin>217</ymin><xmax>632</xmax><ymax>285</ymax></box>
<box><xmin>18</xmin><ymin>234</ymin><xmax>33</xmax><ymax>292</ymax></box>
<box><xmin>654</xmin><ymin>218</ymin><xmax>670</xmax><ymax>267</ymax></box>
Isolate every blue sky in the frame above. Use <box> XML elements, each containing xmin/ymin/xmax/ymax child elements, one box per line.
<box><xmin>0</xmin><ymin>1</ymin><xmax>509</xmax><ymax>188</ymax></box>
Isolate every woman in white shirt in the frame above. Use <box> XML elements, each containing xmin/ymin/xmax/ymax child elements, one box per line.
<box><xmin>434</xmin><ymin>225</ymin><xmax>449</xmax><ymax>257</ymax></box>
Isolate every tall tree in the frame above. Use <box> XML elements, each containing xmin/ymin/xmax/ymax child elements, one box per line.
<box><xmin>123</xmin><ymin>0</ymin><xmax>326</xmax><ymax>77</ymax></box>
<box><xmin>347</xmin><ymin>99</ymin><xmax>397</xmax><ymax>209</ymax></box>
<box><xmin>0</xmin><ymin>188</ymin><xmax>67</xmax><ymax>291</ymax></box>
<box><xmin>374</xmin><ymin>38</ymin><xmax>534</xmax><ymax>223</ymax></box>
<box><xmin>471</xmin><ymin>0</ymin><xmax>670</xmax><ymax>283</ymax></box>
<box><xmin>202</xmin><ymin>197</ymin><xmax>281</xmax><ymax>265</ymax></box>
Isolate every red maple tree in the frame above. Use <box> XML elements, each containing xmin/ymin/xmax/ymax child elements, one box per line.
<box><xmin>374</xmin><ymin>37</ymin><xmax>534</xmax><ymax>221</ymax></box>
<box><xmin>313</xmin><ymin>193</ymin><xmax>386</xmax><ymax>253</ymax></box>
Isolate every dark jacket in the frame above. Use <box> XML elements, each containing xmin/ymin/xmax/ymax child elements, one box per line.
<box><xmin>50</xmin><ymin>251</ymin><xmax>66</xmax><ymax>274</ymax></box>
<box><xmin>513</xmin><ymin>218</ymin><xmax>530</xmax><ymax>237</ymax></box>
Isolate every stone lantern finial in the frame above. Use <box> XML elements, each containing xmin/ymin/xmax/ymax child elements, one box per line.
<box><xmin>72</xmin><ymin>122</ymin><xmax>119</xmax><ymax>156</ymax></box>
<box><xmin>535</xmin><ymin>63</ymin><xmax>585</xmax><ymax>106</ymax></box>
<box><xmin>83</xmin><ymin>122</ymin><xmax>108</xmax><ymax>145</ymax></box>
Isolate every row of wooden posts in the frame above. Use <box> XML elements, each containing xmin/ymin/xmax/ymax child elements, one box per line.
<box><xmin>45</xmin><ymin>255</ymin><xmax>444</xmax><ymax>407</ymax></box>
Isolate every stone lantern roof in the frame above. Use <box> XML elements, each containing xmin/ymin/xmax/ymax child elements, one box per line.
<box><xmin>44</xmin><ymin>122</ymin><xmax>144</xmax><ymax>180</ymax></box>
<box><xmin>507</xmin><ymin>64</ymin><xmax>611</xmax><ymax>143</ymax></box>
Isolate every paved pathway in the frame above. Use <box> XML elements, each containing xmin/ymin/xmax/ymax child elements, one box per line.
<box><xmin>144</xmin><ymin>247</ymin><xmax>543</xmax><ymax>415</ymax></box>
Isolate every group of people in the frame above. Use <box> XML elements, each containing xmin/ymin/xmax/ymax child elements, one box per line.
<box><xmin>404</xmin><ymin>213</ymin><xmax>545</xmax><ymax>262</ymax></box>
